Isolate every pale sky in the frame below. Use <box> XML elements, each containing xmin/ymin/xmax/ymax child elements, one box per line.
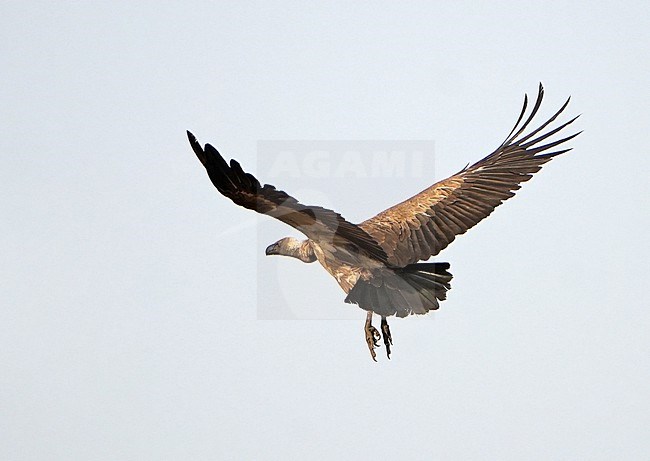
<box><xmin>2</xmin><ymin>1</ymin><xmax>649</xmax><ymax>460</ymax></box>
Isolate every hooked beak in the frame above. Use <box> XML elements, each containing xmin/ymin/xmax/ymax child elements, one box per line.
<box><xmin>265</xmin><ymin>243</ymin><xmax>279</xmax><ymax>255</ymax></box>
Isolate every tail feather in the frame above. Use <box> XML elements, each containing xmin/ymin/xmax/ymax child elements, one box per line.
<box><xmin>345</xmin><ymin>262</ymin><xmax>453</xmax><ymax>317</ymax></box>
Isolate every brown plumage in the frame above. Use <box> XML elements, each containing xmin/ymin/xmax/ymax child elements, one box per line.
<box><xmin>359</xmin><ymin>85</ymin><xmax>579</xmax><ymax>266</ymax></box>
<box><xmin>188</xmin><ymin>84</ymin><xmax>580</xmax><ymax>361</ymax></box>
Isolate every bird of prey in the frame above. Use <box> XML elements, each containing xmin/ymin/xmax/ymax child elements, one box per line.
<box><xmin>187</xmin><ymin>84</ymin><xmax>579</xmax><ymax>361</ymax></box>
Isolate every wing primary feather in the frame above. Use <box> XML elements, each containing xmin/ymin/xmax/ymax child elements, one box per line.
<box><xmin>527</xmin><ymin>131</ymin><xmax>582</xmax><ymax>155</ymax></box>
<box><xmin>187</xmin><ymin>131</ymin><xmax>207</xmax><ymax>165</ymax></box>
<box><xmin>500</xmin><ymin>93</ymin><xmax>529</xmax><ymax>146</ymax></box>
<box><xmin>503</xmin><ymin>83</ymin><xmax>545</xmax><ymax>146</ymax></box>
<box><xmin>516</xmin><ymin>96</ymin><xmax>571</xmax><ymax>145</ymax></box>
<box><xmin>203</xmin><ymin>144</ymin><xmax>239</xmax><ymax>192</ymax></box>
<box><xmin>520</xmin><ymin>115</ymin><xmax>581</xmax><ymax>149</ymax></box>
<box><xmin>536</xmin><ymin>147</ymin><xmax>573</xmax><ymax>159</ymax></box>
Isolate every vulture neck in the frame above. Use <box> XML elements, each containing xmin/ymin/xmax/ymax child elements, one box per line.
<box><xmin>281</xmin><ymin>239</ymin><xmax>317</xmax><ymax>263</ymax></box>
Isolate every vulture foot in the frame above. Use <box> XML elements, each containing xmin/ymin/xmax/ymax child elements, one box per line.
<box><xmin>364</xmin><ymin>312</ymin><xmax>381</xmax><ymax>362</ymax></box>
<box><xmin>381</xmin><ymin>316</ymin><xmax>392</xmax><ymax>359</ymax></box>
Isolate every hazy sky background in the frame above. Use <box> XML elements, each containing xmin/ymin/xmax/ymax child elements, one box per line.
<box><xmin>2</xmin><ymin>1</ymin><xmax>649</xmax><ymax>460</ymax></box>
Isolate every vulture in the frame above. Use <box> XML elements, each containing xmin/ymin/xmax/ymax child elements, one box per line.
<box><xmin>188</xmin><ymin>84</ymin><xmax>579</xmax><ymax>361</ymax></box>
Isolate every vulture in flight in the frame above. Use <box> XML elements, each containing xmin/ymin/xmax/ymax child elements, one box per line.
<box><xmin>188</xmin><ymin>84</ymin><xmax>579</xmax><ymax>361</ymax></box>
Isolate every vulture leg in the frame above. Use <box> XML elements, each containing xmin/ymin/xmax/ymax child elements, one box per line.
<box><xmin>364</xmin><ymin>311</ymin><xmax>381</xmax><ymax>362</ymax></box>
<box><xmin>381</xmin><ymin>316</ymin><xmax>392</xmax><ymax>359</ymax></box>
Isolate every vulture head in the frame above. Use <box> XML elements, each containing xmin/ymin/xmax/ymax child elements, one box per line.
<box><xmin>265</xmin><ymin>237</ymin><xmax>316</xmax><ymax>263</ymax></box>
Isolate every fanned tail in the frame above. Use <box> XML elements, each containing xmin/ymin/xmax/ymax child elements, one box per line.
<box><xmin>345</xmin><ymin>263</ymin><xmax>453</xmax><ymax>317</ymax></box>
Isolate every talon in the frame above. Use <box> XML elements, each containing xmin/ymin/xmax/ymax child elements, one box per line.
<box><xmin>381</xmin><ymin>317</ymin><xmax>392</xmax><ymax>359</ymax></box>
<box><xmin>370</xmin><ymin>326</ymin><xmax>381</xmax><ymax>346</ymax></box>
<box><xmin>366</xmin><ymin>335</ymin><xmax>377</xmax><ymax>362</ymax></box>
<box><xmin>364</xmin><ymin>312</ymin><xmax>381</xmax><ymax>361</ymax></box>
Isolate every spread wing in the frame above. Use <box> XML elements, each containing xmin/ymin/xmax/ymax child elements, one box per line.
<box><xmin>359</xmin><ymin>84</ymin><xmax>581</xmax><ymax>267</ymax></box>
<box><xmin>187</xmin><ymin>131</ymin><xmax>388</xmax><ymax>264</ymax></box>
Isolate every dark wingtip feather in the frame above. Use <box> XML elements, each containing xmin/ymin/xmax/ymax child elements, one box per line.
<box><xmin>516</xmin><ymin>96</ymin><xmax>573</xmax><ymax>147</ymax></box>
<box><xmin>229</xmin><ymin>159</ymin><xmax>250</xmax><ymax>188</ymax></box>
<box><xmin>204</xmin><ymin>143</ymin><xmax>230</xmax><ymax>170</ymax></box>
<box><xmin>187</xmin><ymin>130</ymin><xmax>207</xmax><ymax>165</ymax></box>
<box><xmin>537</xmin><ymin>147</ymin><xmax>572</xmax><ymax>159</ymax></box>
<box><xmin>520</xmin><ymin>114</ymin><xmax>581</xmax><ymax>150</ymax></box>
<box><xmin>502</xmin><ymin>93</ymin><xmax>529</xmax><ymax>145</ymax></box>
<box><xmin>529</xmin><ymin>130</ymin><xmax>582</xmax><ymax>156</ymax></box>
